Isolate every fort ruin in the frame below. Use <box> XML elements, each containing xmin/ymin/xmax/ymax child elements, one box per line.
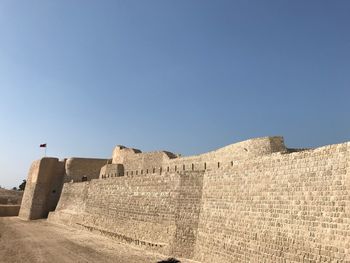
<box><xmin>19</xmin><ymin>136</ymin><xmax>350</xmax><ymax>262</ymax></box>
<box><xmin>0</xmin><ymin>188</ymin><xmax>23</xmax><ymax>217</ymax></box>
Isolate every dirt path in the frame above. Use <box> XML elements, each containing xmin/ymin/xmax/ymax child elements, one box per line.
<box><xmin>0</xmin><ymin>217</ymin><xmax>195</xmax><ymax>263</ymax></box>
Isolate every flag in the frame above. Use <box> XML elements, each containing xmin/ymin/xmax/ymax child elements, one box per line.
<box><xmin>40</xmin><ymin>143</ymin><xmax>47</xmax><ymax>148</ymax></box>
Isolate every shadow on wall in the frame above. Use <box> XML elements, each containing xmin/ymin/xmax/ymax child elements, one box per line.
<box><xmin>157</xmin><ymin>258</ymin><xmax>181</xmax><ymax>263</ymax></box>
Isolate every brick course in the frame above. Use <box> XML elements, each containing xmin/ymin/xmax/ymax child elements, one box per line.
<box><xmin>20</xmin><ymin>136</ymin><xmax>350</xmax><ymax>262</ymax></box>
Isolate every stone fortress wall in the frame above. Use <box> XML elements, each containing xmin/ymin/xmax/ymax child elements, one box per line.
<box><xmin>194</xmin><ymin>142</ymin><xmax>350</xmax><ymax>262</ymax></box>
<box><xmin>19</xmin><ymin>158</ymin><xmax>65</xmax><ymax>220</ymax></box>
<box><xmin>65</xmin><ymin>158</ymin><xmax>109</xmax><ymax>182</ymax></box>
<box><xmin>98</xmin><ymin>136</ymin><xmax>285</xmax><ymax>179</ymax></box>
<box><xmin>19</xmin><ymin>136</ymin><xmax>350</xmax><ymax>262</ymax></box>
<box><xmin>19</xmin><ymin>157</ymin><xmax>108</xmax><ymax>220</ymax></box>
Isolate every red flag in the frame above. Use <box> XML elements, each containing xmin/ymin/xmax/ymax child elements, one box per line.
<box><xmin>40</xmin><ymin>144</ymin><xmax>47</xmax><ymax>148</ymax></box>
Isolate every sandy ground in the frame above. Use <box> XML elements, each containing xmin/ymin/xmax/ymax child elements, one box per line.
<box><xmin>0</xmin><ymin>217</ymin><xmax>198</xmax><ymax>263</ymax></box>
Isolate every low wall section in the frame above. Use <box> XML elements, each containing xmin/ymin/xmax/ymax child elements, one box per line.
<box><xmin>0</xmin><ymin>189</ymin><xmax>23</xmax><ymax>205</ymax></box>
<box><xmin>50</xmin><ymin>171</ymin><xmax>204</xmax><ymax>256</ymax></box>
<box><xmin>0</xmin><ymin>205</ymin><xmax>20</xmax><ymax>217</ymax></box>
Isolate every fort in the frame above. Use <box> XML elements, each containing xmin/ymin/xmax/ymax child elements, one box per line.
<box><xmin>18</xmin><ymin>136</ymin><xmax>350</xmax><ymax>262</ymax></box>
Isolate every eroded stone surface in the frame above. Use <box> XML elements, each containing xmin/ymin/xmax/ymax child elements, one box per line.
<box><xmin>18</xmin><ymin>136</ymin><xmax>350</xmax><ymax>262</ymax></box>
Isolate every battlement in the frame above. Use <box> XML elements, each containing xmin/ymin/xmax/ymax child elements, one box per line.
<box><xmin>102</xmin><ymin>136</ymin><xmax>286</xmax><ymax>178</ymax></box>
<box><xmin>19</xmin><ymin>136</ymin><xmax>350</xmax><ymax>262</ymax></box>
<box><xmin>20</xmin><ymin>136</ymin><xmax>287</xmax><ymax>220</ymax></box>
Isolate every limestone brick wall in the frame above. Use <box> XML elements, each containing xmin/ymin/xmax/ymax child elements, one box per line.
<box><xmin>82</xmin><ymin>174</ymin><xmax>179</xmax><ymax>252</ymax></box>
<box><xmin>65</xmin><ymin>158</ymin><xmax>109</xmax><ymax>182</ymax></box>
<box><xmin>170</xmin><ymin>171</ymin><xmax>204</xmax><ymax>259</ymax></box>
<box><xmin>99</xmin><ymin>164</ymin><xmax>124</xmax><ymax>178</ymax></box>
<box><xmin>54</xmin><ymin>181</ymin><xmax>89</xmax><ymax>213</ymax></box>
<box><xmin>50</xmin><ymin>171</ymin><xmax>205</xmax><ymax>255</ymax></box>
<box><xmin>50</xmin><ymin>173</ymin><xmax>180</xmax><ymax>253</ymax></box>
<box><xmin>194</xmin><ymin>142</ymin><xmax>350</xmax><ymax>262</ymax></box>
<box><xmin>19</xmin><ymin>160</ymin><xmax>40</xmax><ymax>220</ymax></box>
<box><xmin>112</xmin><ymin>146</ymin><xmax>141</xmax><ymax>163</ymax></box>
<box><xmin>19</xmin><ymin>158</ymin><xmax>65</xmax><ymax>220</ymax></box>
<box><xmin>123</xmin><ymin>136</ymin><xmax>286</xmax><ymax>177</ymax></box>
<box><xmin>114</xmin><ymin>151</ymin><xmax>177</xmax><ymax>176</ymax></box>
<box><xmin>46</xmin><ymin>137</ymin><xmax>350</xmax><ymax>262</ymax></box>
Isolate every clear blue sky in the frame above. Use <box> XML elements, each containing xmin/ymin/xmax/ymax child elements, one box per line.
<box><xmin>0</xmin><ymin>0</ymin><xmax>349</xmax><ymax>188</ymax></box>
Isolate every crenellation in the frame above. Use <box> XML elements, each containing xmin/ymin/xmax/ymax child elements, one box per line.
<box><xmin>18</xmin><ymin>136</ymin><xmax>350</xmax><ymax>262</ymax></box>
